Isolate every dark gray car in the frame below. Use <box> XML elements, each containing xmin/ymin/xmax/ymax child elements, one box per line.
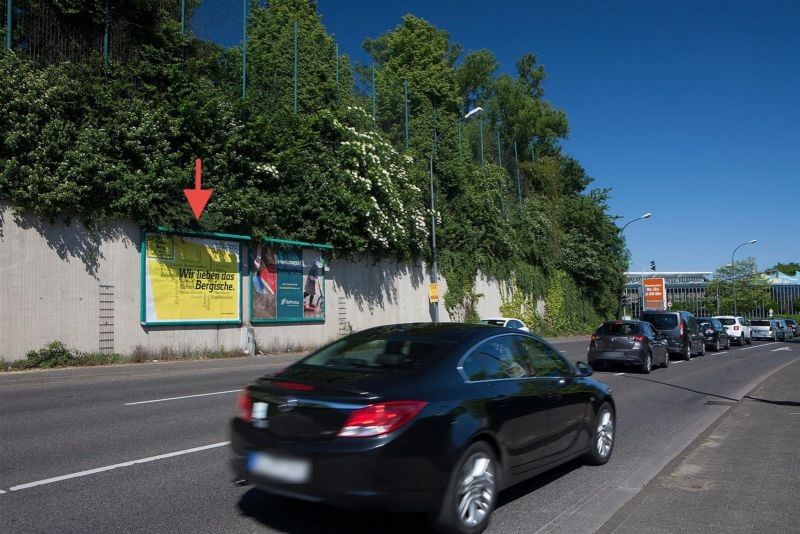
<box><xmin>588</xmin><ymin>320</ymin><xmax>669</xmax><ymax>373</ymax></box>
<box><xmin>640</xmin><ymin>310</ymin><xmax>704</xmax><ymax>360</ymax></box>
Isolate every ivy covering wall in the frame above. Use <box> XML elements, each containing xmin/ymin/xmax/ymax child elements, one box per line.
<box><xmin>0</xmin><ymin>0</ymin><xmax>628</xmax><ymax>334</ymax></box>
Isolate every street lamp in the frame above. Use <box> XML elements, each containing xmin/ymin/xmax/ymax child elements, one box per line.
<box><xmin>429</xmin><ymin>106</ymin><xmax>484</xmax><ymax>323</ymax></box>
<box><xmin>620</xmin><ymin>212</ymin><xmax>652</xmax><ymax>234</ymax></box>
<box><xmin>731</xmin><ymin>239</ymin><xmax>757</xmax><ymax>316</ymax></box>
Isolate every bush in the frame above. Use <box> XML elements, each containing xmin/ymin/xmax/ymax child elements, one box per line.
<box><xmin>13</xmin><ymin>340</ymin><xmax>79</xmax><ymax>369</ymax></box>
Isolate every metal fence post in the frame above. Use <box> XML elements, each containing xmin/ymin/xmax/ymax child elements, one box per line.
<box><xmin>242</xmin><ymin>0</ymin><xmax>248</xmax><ymax>98</ymax></box>
<box><xmin>293</xmin><ymin>20</ymin><xmax>298</xmax><ymax>113</ymax></box>
<box><xmin>6</xmin><ymin>0</ymin><xmax>12</xmax><ymax>49</ymax></box>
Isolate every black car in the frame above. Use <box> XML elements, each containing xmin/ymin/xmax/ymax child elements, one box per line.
<box><xmin>231</xmin><ymin>323</ymin><xmax>615</xmax><ymax>534</ymax></box>
<box><xmin>587</xmin><ymin>320</ymin><xmax>669</xmax><ymax>373</ymax></box>
<box><xmin>640</xmin><ymin>310</ymin><xmax>705</xmax><ymax>360</ymax></box>
<box><xmin>783</xmin><ymin>319</ymin><xmax>800</xmax><ymax>337</ymax></box>
<box><xmin>697</xmin><ymin>317</ymin><xmax>730</xmax><ymax>351</ymax></box>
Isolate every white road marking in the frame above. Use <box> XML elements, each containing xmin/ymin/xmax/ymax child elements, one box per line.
<box><xmin>739</xmin><ymin>342</ymin><xmax>777</xmax><ymax>351</ymax></box>
<box><xmin>0</xmin><ymin>490</ymin><xmax>5</xmax><ymax>494</ymax></box>
<box><xmin>614</xmin><ymin>372</ymin><xmax>626</xmax><ymax>376</ymax></box>
<box><xmin>770</xmin><ymin>347</ymin><xmax>791</xmax><ymax>352</ymax></box>
<box><xmin>673</xmin><ymin>360</ymin><xmax>684</xmax><ymax>364</ymax></box>
<box><xmin>125</xmin><ymin>390</ymin><xmax>241</xmax><ymax>405</ymax></box>
<box><xmin>4</xmin><ymin>442</ymin><xmax>230</xmax><ymax>493</ymax></box>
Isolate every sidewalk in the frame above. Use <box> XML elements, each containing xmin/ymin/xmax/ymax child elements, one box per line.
<box><xmin>598</xmin><ymin>355</ymin><xmax>800</xmax><ymax>534</ymax></box>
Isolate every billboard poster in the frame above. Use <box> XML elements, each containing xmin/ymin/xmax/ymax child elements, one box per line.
<box><xmin>251</xmin><ymin>241</ymin><xmax>327</xmax><ymax>323</ymax></box>
<box><xmin>141</xmin><ymin>232</ymin><xmax>242</xmax><ymax>325</ymax></box>
<box><xmin>642</xmin><ymin>277</ymin><xmax>667</xmax><ymax>311</ymax></box>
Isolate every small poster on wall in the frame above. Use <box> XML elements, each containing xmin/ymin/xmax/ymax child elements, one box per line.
<box><xmin>251</xmin><ymin>239</ymin><xmax>330</xmax><ymax>323</ymax></box>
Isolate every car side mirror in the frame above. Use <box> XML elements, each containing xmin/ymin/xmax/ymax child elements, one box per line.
<box><xmin>575</xmin><ymin>361</ymin><xmax>593</xmax><ymax>377</ymax></box>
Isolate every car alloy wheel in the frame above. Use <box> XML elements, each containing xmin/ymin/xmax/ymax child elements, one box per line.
<box><xmin>715</xmin><ymin>340</ymin><xmax>720</xmax><ymax>352</ymax></box>
<box><xmin>456</xmin><ymin>452</ymin><xmax>495</xmax><ymax>528</ymax></box>
<box><xmin>641</xmin><ymin>352</ymin><xmax>651</xmax><ymax>374</ymax></box>
<box><xmin>584</xmin><ymin>403</ymin><xmax>615</xmax><ymax>466</ymax></box>
<box><xmin>434</xmin><ymin>441</ymin><xmax>498</xmax><ymax>534</ymax></box>
<box><xmin>684</xmin><ymin>342</ymin><xmax>692</xmax><ymax>361</ymax></box>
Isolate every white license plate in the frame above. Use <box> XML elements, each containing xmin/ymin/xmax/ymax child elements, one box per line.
<box><xmin>247</xmin><ymin>451</ymin><xmax>311</xmax><ymax>484</ymax></box>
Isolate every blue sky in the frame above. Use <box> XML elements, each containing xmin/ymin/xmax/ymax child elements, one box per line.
<box><xmin>196</xmin><ymin>1</ymin><xmax>799</xmax><ymax>273</ymax></box>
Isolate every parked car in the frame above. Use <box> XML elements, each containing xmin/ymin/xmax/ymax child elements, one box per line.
<box><xmin>774</xmin><ymin>319</ymin><xmax>792</xmax><ymax>340</ymax></box>
<box><xmin>750</xmin><ymin>319</ymin><xmax>778</xmax><ymax>341</ymax></box>
<box><xmin>230</xmin><ymin>323</ymin><xmax>615</xmax><ymax>534</ymax></box>
<box><xmin>782</xmin><ymin>319</ymin><xmax>800</xmax><ymax>337</ymax></box>
<box><xmin>588</xmin><ymin>320</ymin><xmax>669</xmax><ymax>373</ymax></box>
<box><xmin>713</xmin><ymin>315</ymin><xmax>752</xmax><ymax>345</ymax></box>
<box><xmin>697</xmin><ymin>317</ymin><xmax>730</xmax><ymax>351</ymax></box>
<box><xmin>480</xmin><ymin>317</ymin><xmax>530</xmax><ymax>333</ymax></box>
<box><xmin>640</xmin><ymin>310</ymin><xmax>704</xmax><ymax>360</ymax></box>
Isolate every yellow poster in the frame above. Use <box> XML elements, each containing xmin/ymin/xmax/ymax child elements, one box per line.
<box><xmin>143</xmin><ymin>233</ymin><xmax>241</xmax><ymax>324</ymax></box>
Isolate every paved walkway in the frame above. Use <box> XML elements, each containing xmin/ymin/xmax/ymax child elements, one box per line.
<box><xmin>598</xmin><ymin>355</ymin><xmax>800</xmax><ymax>533</ymax></box>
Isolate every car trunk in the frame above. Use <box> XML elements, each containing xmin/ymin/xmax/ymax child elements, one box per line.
<box><xmin>594</xmin><ymin>333</ymin><xmax>639</xmax><ymax>351</ymax></box>
<box><xmin>245</xmin><ymin>368</ymin><xmax>388</xmax><ymax>441</ymax></box>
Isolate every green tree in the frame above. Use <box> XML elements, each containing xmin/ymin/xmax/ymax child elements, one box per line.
<box><xmin>705</xmin><ymin>258</ymin><xmax>772</xmax><ymax>315</ymax></box>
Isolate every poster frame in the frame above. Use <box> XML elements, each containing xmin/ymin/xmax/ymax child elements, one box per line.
<box><xmin>140</xmin><ymin>228</ymin><xmax>248</xmax><ymax>327</ymax></box>
<box><xmin>249</xmin><ymin>237</ymin><xmax>333</xmax><ymax>325</ymax></box>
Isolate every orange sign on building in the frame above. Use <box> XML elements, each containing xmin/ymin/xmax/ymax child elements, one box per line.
<box><xmin>642</xmin><ymin>277</ymin><xmax>666</xmax><ymax>310</ymax></box>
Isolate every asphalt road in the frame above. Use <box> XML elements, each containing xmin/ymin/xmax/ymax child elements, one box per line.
<box><xmin>0</xmin><ymin>337</ymin><xmax>796</xmax><ymax>533</ymax></box>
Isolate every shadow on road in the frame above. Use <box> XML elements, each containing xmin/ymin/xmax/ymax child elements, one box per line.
<box><xmin>238</xmin><ymin>488</ymin><xmax>434</xmax><ymax>533</ymax></box>
<box><xmin>615</xmin><ymin>374</ymin><xmax>740</xmax><ymax>402</ymax></box>
<box><xmin>237</xmin><ymin>459</ymin><xmax>585</xmax><ymax>532</ymax></box>
<box><xmin>743</xmin><ymin>395</ymin><xmax>800</xmax><ymax>407</ymax></box>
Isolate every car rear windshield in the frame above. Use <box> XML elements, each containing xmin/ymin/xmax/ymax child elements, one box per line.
<box><xmin>597</xmin><ymin>323</ymin><xmax>640</xmax><ymax>335</ymax></box>
<box><xmin>642</xmin><ymin>314</ymin><xmax>678</xmax><ymax>329</ymax></box>
<box><xmin>300</xmin><ymin>335</ymin><xmax>452</xmax><ymax>372</ymax></box>
<box><xmin>480</xmin><ymin>319</ymin><xmax>506</xmax><ymax>327</ymax></box>
<box><xmin>717</xmin><ymin>318</ymin><xmax>736</xmax><ymax>326</ymax></box>
<box><xmin>750</xmin><ymin>320</ymin><xmax>770</xmax><ymax>326</ymax></box>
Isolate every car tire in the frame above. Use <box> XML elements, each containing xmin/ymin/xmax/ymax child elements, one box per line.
<box><xmin>746</xmin><ymin>334</ymin><xmax>752</xmax><ymax>345</ymax></box>
<box><xmin>699</xmin><ymin>342</ymin><xmax>706</xmax><ymax>356</ymax></box>
<box><xmin>584</xmin><ymin>402</ymin><xmax>615</xmax><ymax>466</ymax></box>
<box><xmin>714</xmin><ymin>339</ymin><xmax>720</xmax><ymax>352</ymax></box>
<box><xmin>684</xmin><ymin>342</ymin><xmax>692</xmax><ymax>361</ymax></box>
<box><xmin>640</xmin><ymin>352</ymin><xmax>652</xmax><ymax>374</ymax></box>
<box><xmin>433</xmin><ymin>441</ymin><xmax>498</xmax><ymax>534</ymax></box>
<box><xmin>662</xmin><ymin>352</ymin><xmax>670</xmax><ymax>368</ymax></box>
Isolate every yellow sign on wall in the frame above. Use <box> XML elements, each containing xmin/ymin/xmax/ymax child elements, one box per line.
<box><xmin>142</xmin><ymin>233</ymin><xmax>241</xmax><ymax>324</ymax></box>
<box><xmin>429</xmin><ymin>282</ymin><xmax>440</xmax><ymax>303</ymax></box>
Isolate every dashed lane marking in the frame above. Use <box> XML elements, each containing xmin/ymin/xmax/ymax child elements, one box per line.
<box><xmin>2</xmin><ymin>441</ymin><xmax>230</xmax><ymax>493</ymax></box>
<box><xmin>615</xmin><ymin>373</ymin><xmax>626</xmax><ymax>376</ymax></box>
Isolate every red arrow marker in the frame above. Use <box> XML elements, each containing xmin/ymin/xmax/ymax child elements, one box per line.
<box><xmin>183</xmin><ymin>158</ymin><xmax>213</xmax><ymax>220</ymax></box>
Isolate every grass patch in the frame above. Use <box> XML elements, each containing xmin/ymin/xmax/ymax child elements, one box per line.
<box><xmin>2</xmin><ymin>341</ymin><xmax>249</xmax><ymax>372</ymax></box>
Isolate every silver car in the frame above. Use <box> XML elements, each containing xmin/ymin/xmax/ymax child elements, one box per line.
<box><xmin>774</xmin><ymin>319</ymin><xmax>793</xmax><ymax>340</ymax></box>
<box><xmin>750</xmin><ymin>319</ymin><xmax>778</xmax><ymax>341</ymax></box>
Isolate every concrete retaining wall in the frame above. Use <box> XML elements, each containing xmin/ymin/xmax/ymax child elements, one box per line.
<box><xmin>0</xmin><ymin>201</ymin><xmax>511</xmax><ymax>361</ymax></box>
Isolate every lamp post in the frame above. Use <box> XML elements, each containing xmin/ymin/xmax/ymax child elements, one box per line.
<box><xmin>616</xmin><ymin>213</ymin><xmax>652</xmax><ymax>319</ymax></box>
<box><xmin>429</xmin><ymin>107</ymin><xmax>484</xmax><ymax>323</ymax></box>
<box><xmin>620</xmin><ymin>212</ymin><xmax>652</xmax><ymax>234</ymax></box>
<box><xmin>731</xmin><ymin>239</ymin><xmax>757</xmax><ymax>316</ymax></box>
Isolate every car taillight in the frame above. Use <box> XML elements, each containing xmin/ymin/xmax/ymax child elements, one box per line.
<box><xmin>237</xmin><ymin>391</ymin><xmax>253</xmax><ymax>422</ymax></box>
<box><xmin>734</xmin><ymin>325</ymin><xmax>740</xmax><ymax>331</ymax></box>
<box><xmin>679</xmin><ymin>323</ymin><xmax>684</xmax><ymax>339</ymax></box>
<box><xmin>631</xmin><ymin>335</ymin><xmax>645</xmax><ymax>342</ymax></box>
<box><xmin>338</xmin><ymin>401</ymin><xmax>428</xmax><ymax>438</ymax></box>
<box><xmin>705</xmin><ymin>329</ymin><xmax>714</xmax><ymax>335</ymax></box>
<box><xmin>591</xmin><ymin>334</ymin><xmax>599</xmax><ymax>342</ymax></box>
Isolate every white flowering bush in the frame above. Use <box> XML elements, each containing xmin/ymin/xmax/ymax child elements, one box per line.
<box><xmin>331</xmin><ymin>105</ymin><xmax>428</xmax><ymax>255</ymax></box>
